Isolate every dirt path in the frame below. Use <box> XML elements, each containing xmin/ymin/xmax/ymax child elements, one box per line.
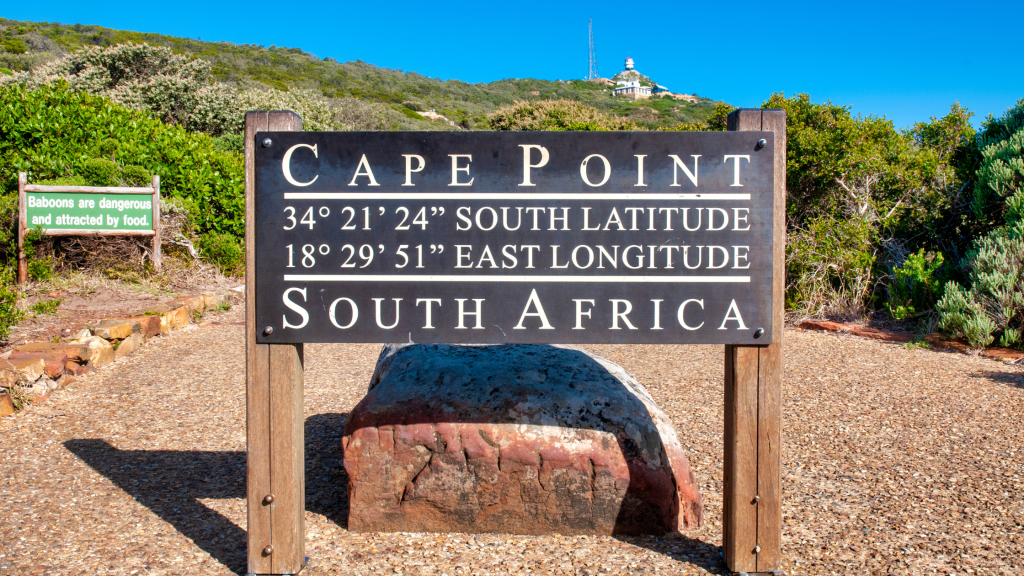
<box><xmin>0</xmin><ymin>312</ymin><xmax>1021</xmax><ymax>575</ymax></box>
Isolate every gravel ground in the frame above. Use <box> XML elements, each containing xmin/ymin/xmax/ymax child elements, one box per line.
<box><xmin>0</xmin><ymin>309</ymin><xmax>1022</xmax><ymax>575</ymax></box>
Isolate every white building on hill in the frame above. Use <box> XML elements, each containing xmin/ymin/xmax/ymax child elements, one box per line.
<box><xmin>613</xmin><ymin>80</ymin><xmax>651</xmax><ymax>99</ymax></box>
<box><xmin>612</xmin><ymin>57</ymin><xmax>653</xmax><ymax>99</ymax></box>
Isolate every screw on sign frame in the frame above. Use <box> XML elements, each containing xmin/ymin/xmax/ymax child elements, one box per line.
<box><xmin>242</xmin><ymin>109</ymin><xmax>786</xmax><ymax>575</ymax></box>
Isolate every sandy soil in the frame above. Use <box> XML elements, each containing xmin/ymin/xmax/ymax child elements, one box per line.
<box><xmin>0</xmin><ymin>312</ymin><xmax>1021</xmax><ymax>575</ymax></box>
<box><xmin>2</xmin><ymin>273</ymin><xmax>240</xmax><ymax>355</ymax></box>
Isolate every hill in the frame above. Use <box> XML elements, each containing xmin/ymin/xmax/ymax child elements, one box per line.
<box><xmin>0</xmin><ymin>17</ymin><xmax>724</xmax><ymax>130</ymax></box>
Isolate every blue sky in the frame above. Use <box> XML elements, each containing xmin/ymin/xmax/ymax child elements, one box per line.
<box><xmin>5</xmin><ymin>0</ymin><xmax>1022</xmax><ymax>129</ymax></box>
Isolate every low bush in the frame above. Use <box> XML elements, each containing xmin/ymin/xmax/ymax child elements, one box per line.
<box><xmin>22</xmin><ymin>228</ymin><xmax>54</xmax><ymax>281</ymax></box>
<box><xmin>489</xmin><ymin>100</ymin><xmax>639</xmax><ymax>131</ymax></box>
<box><xmin>938</xmin><ymin>99</ymin><xmax>1024</xmax><ymax>347</ymax></box>
<box><xmin>30</xmin><ymin>298</ymin><xmax>61</xmax><ymax>315</ymax></box>
<box><xmin>785</xmin><ymin>215</ymin><xmax>876</xmax><ymax>319</ymax></box>
<box><xmin>765</xmin><ymin>94</ymin><xmax>977</xmax><ymax>319</ymax></box>
<box><xmin>937</xmin><ymin>223</ymin><xmax>1024</xmax><ymax>348</ymax></box>
<box><xmin>1</xmin><ymin>38</ymin><xmax>28</xmax><ymax>55</ymax></box>
<box><xmin>331</xmin><ymin>96</ymin><xmax>402</xmax><ymax>131</ymax></box>
<box><xmin>211</xmin><ymin>134</ymin><xmax>243</xmax><ymax>154</ymax></box>
<box><xmin>93</xmin><ymin>137</ymin><xmax>120</xmax><ymax>159</ymax></box>
<box><xmin>120</xmin><ymin>164</ymin><xmax>151</xmax><ymax>186</ymax></box>
<box><xmin>81</xmin><ymin>157</ymin><xmax>118</xmax><ymax>186</ymax></box>
<box><xmin>0</xmin><ymin>83</ymin><xmax>245</xmax><ymax>244</ymax></box>
<box><xmin>36</xmin><ymin>175</ymin><xmax>88</xmax><ymax>186</ymax></box>
<box><xmin>198</xmin><ymin>232</ymin><xmax>244</xmax><ymax>275</ymax></box>
<box><xmin>0</xmin><ymin>269</ymin><xmax>21</xmax><ymax>341</ymax></box>
<box><xmin>886</xmin><ymin>250</ymin><xmax>947</xmax><ymax>321</ymax></box>
<box><xmin>1</xmin><ymin>43</ymin><xmax>402</xmax><ymax>135</ymax></box>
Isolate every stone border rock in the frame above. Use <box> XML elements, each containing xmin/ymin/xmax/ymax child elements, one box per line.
<box><xmin>0</xmin><ymin>287</ymin><xmax>243</xmax><ymax>415</ymax></box>
<box><xmin>798</xmin><ymin>320</ymin><xmax>1024</xmax><ymax>363</ymax></box>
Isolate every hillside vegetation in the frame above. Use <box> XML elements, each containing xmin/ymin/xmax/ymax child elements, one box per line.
<box><xmin>0</xmin><ymin>17</ymin><xmax>1022</xmax><ymax>353</ymax></box>
<box><xmin>0</xmin><ymin>17</ymin><xmax>721</xmax><ymax>130</ymax></box>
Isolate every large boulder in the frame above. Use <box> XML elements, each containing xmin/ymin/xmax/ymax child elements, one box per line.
<box><xmin>342</xmin><ymin>343</ymin><xmax>704</xmax><ymax>536</ymax></box>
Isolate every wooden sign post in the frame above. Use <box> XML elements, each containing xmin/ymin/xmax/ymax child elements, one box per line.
<box><xmin>17</xmin><ymin>172</ymin><xmax>162</xmax><ymax>283</ymax></box>
<box><xmin>244</xmin><ymin>111</ymin><xmax>306</xmax><ymax>576</ymax></box>
<box><xmin>723</xmin><ymin>109</ymin><xmax>786</xmax><ymax>574</ymax></box>
<box><xmin>243</xmin><ymin>109</ymin><xmax>786</xmax><ymax>575</ymax></box>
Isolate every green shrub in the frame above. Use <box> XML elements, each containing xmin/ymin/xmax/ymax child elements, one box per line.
<box><xmin>0</xmin><ymin>83</ymin><xmax>244</xmax><ymax>245</ymax></box>
<box><xmin>705</xmin><ymin>102</ymin><xmax>735</xmax><ymax>131</ymax></box>
<box><xmin>937</xmin><ymin>283</ymin><xmax>997</xmax><ymax>348</ymax></box>
<box><xmin>397</xmin><ymin>106</ymin><xmax>424</xmax><ymax>120</ymax></box>
<box><xmin>1</xmin><ymin>44</ymin><xmax>398</xmax><ymax>135</ymax></box>
<box><xmin>972</xmin><ymin>99</ymin><xmax>1024</xmax><ymax>228</ymax></box>
<box><xmin>120</xmin><ymin>164</ymin><xmax>151</xmax><ymax>186</ymax></box>
<box><xmin>938</xmin><ymin>100</ymin><xmax>1024</xmax><ymax>348</ymax></box>
<box><xmin>35</xmin><ymin>175</ymin><xmax>88</xmax><ymax>186</ymax></box>
<box><xmin>81</xmin><ymin>158</ymin><xmax>118</xmax><ymax>186</ymax></box>
<box><xmin>0</xmin><ymin>194</ymin><xmax>18</xmax><ymax>259</ymax></box>
<box><xmin>2</xmin><ymin>44</ymin><xmax>240</xmax><ymax>135</ymax></box>
<box><xmin>30</xmin><ymin>299</ymin><xmax>62</xmax><ymax>315</ymax></box>
<box><xmin>938</xmin><ymin>223</ymin><xmax>1024</xmax><ymax>348</ymax></box>
<box><xmin>887</xmin><ymin>250</ymin><xmax>946</xmax><ymax>320</ymax></box>
<box><xmin>764</xmin><ymin>94</ymin><xmax>975</xmax><ymax>317</ymax></box>
<box><xmin>489</xmin><ymin>100</ymin><xmax>639</xmax><ymax>131</ymax></box>
<box><xmin>1</xmin><ymin>38</ymin><xmax>28</xmax><ymax>55</ymax></box>
<box><xmin>0</xmin><ymin>270</ymin><xmax>21</xmax><ymax>341</ymax></box>
<box><xmin>93</xmin><ymin>137</ymin><xmax>120</xmax><ymax>159</ymax></box>
<box><xmin>21</xmin><ymin>228</ymin><xmax>54</xmax><ymax>281</ymax></box>
<box><xmin>27</xmin><ymin>259</ymin><xmax>53</xmax><ymax>281</ymax></box>
<box><xmin>199</xmin><ymin>232</ymin><xmax>244</xmax><ymax>275</ymax></box>
<box><xmin>786</xmin><ymin>215</ymin><xmax>876</xmax><ymax>318</ymax></box>
<box><xmin>211</xmin><ymin>134</ymin><xmax>243</xmax><ymax>154</ymax></box>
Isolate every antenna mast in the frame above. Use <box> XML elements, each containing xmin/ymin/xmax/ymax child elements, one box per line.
<box><xmin>587</xmin><ymin>19</ymin><xmax>599</xmax><ymax>80</ymax></box>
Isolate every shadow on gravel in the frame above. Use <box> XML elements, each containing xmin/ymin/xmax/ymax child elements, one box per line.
<box><xmin>64</xmin><ymin>408</ymin><xmax>717</xmax><ymax>574</ymax></box>
<box><xmin>63</xmin><ymin>439</ymin><xmax>249</xmax><ymax>573</ymax></box>
<box><xmin>63</xmin><ymin>412</ymin><xmax>351</xmax><ymax>575</ymax></box>
<box><xmin>613</xmin><ymin>533</ymin><xmax>725</xmax><ymax>574</ymax></box>
<box><xmin>971</xmin><ymin>370</ymin><xmax>1024</xmax><ymax>388</ymax></box>
<box><xmin>304</xmin><ymin>412</ymin><xmax>351</xmax><ymax>528</ymax></box>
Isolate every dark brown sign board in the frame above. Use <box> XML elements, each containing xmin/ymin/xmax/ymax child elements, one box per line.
<box><xmin>253</xmin><ymin>132</ymin><xmax>775</xmax><ymax>345</ymax></box>
<box><xmin>243</xmin><ymin>110</ymin><xmax>786</xmax><ymax>576</ymax></box>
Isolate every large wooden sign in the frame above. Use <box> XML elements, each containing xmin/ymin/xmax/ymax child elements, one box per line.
<box><xmin>244</xmin><ymin>110</ymin><xmax>786</xmax><ymax>576</ymax></box>
<box><xmin>253</xmin><ymin>132</ymin><xmax>775</xmax><ymax>345</ymax></box>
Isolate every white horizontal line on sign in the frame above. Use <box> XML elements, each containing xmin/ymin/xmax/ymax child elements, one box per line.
<box><xmin>282</xmin><ymin>192</ymin><xmax>751</xmax><ymax>201</ymax></box>
<box><xmin>283</xmin><ymin>274</ymin><xmax>750</xmax><ymax>283</ymax></box>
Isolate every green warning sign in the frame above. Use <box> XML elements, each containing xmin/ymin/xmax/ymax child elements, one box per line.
<box><xmin>25</xmin><ymin>192</ymin><xmax>154</xmax><ymax>231</ymax></box>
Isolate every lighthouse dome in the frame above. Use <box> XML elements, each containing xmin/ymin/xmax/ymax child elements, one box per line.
<box><xmin>624</xmin><ymin>57</ymin><xmax>634</xmax><ymax>70</ymax></box>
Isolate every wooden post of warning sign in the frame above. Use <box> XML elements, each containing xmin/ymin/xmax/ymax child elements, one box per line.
<box><xmin>723</xmin><ymin>108</ymin><xmax>786</xmax><ymax>574</ymax></box>
<box><xmin>245</xmin><ymin>110</ymin><xmax>306</xmax><ymax>576</ymax></box>
<box><xmin>17</xmin><ymin>171</ymin><xmax>27</xmax><ymax>284</ymax></box>
<box><xmin>151</xmin><ymin>174</ymin><xmax>162</xmax><ymax>274</ymax></box>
